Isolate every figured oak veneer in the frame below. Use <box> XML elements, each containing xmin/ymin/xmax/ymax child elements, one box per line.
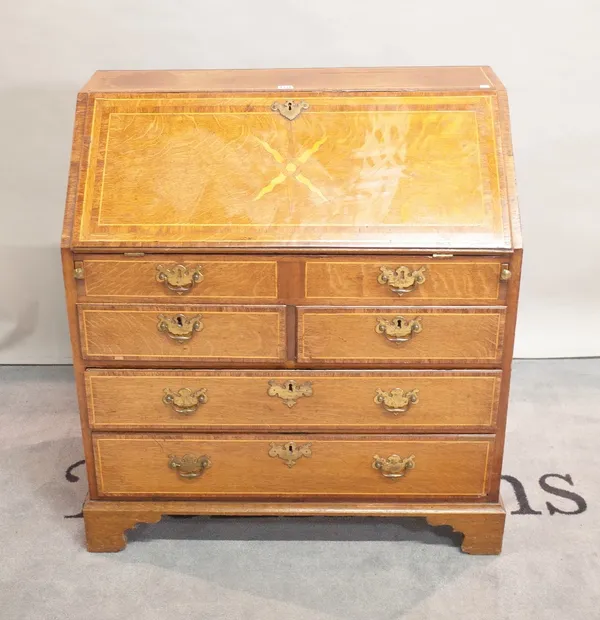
<box><xmin>78</xmin><ymin>304</ymin><xmax>286</xmax><ymax>363</ymax></box>
<box><xmin>71</xmin><ymin>92</ymin><xmax>509</xmax><ymax>250</ymax></box>
<box><xmin>62</xmin><ymin>67</ymin><xmax>522</xmax><ymax>554</ymax></box>
<box><xmin>305</xmin><ymin>258</ymin><xmax>506</xmax><ymax>304</ymax></box>
<box><xmin>75</xmin><ymin>254</ymin><xmax>507</xmax><ymax>306</ymax></box>
<box><xmin>76</xmin><ymin>256</ymin><xmax>278</xmax><ymax>301</ymax></box>
<box><xmin>93</xmin><ymin>433</ymin><xmax>494</xmax><ymax>499</ymax></box>
<box><xmin>297</xmin><ymin>307</ymin><xmax>506</xmax><ymax>366</ymax></box>
<box><xmin>85</xmin><ymin>369</ymin><xmax>501</xmax><ymax>432</ymax></box>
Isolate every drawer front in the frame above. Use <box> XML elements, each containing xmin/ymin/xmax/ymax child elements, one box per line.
<box><xmin>78</xmin><ymin>304</ymin><xmax>286</xmax><ymax>362</ymax></box>
<box><xmin>93</xmin><ymin>434</ymin><xmax>494</xmax><ymax>498</ymax></box>
<box><xmin>75</xmin><ymin>256</ymin><xmax>278</xmax><ymax>302</ymax></box>
<box><xmin>305</xmin><ymin>258</ymin><xmax>507</xmax><ymax>304</ymax></box>
<box><xmin>297</xmin><ymin>307</ymin><xmax>505</xmax><ymax>366</ymax></box>
<box><xmin>86</xmin><ymin>370</ymin><xmax>500</xmax><ymax>431</ymax></box>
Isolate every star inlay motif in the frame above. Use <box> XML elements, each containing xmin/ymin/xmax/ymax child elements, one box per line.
<box><xmin>254</xmin><ymin>136</ymin><xmax>328</xmax><ymax>202</ymax></box>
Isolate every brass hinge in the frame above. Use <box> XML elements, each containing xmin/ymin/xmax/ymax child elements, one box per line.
<box><xmin>431</xmin><ymin>253</ymin><xmax>454</xmax><ymax>258</ymax></box>
<box><xmin>500</xmin><ymin>263</ymin><xmax>512</xmax><ymax>281</ymax></box>
<box><xmin>73</xmin><ymin>261</ymin><xmax>84</xmax><ymax>280</ymax></box>
<box><xmin>123</xmin><ymin>252</ymin><xmax>145</xmax><ymax>257</ymax></box>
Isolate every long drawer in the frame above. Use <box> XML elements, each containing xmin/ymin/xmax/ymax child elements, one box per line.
<box><xmin>85</xmin><ymin>369</ymin><xmax>501</xmax><ymax>432</ymax></box>
<box><xmin>78</xmin><ymin>304</ymin><xmax>286</xmax><ymax>363</ymax></box>
<box><xmin>297</xmin><ymin>306</ymin><xmax>506</xmax><ymax>366</ymax></box>
<box><xmin>93</xmin><ymin>434</ymin><xmax>495</xmax><ymax>499</ymax></box>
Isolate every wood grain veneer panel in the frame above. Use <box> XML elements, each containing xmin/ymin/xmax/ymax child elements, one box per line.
<box><xmin>297</xmin><ymin>306</ymin><xmax>505</xmax><ymax>366</ymax></box>
<box><xmin>78</xmin><ymin>304</ymin><xmax>286</xmax><ymax>362</ymax></box>
<box><xmin>78</xmin><ymin>256</ymin><xmax>278</xmax><ymax>301</ymax></box>
<box><xmin>305</xmin><ymin>257</ymin><xmax>505</xmax><ymax>303</ymax></box>
<box><xmin>85</xmin><ymin>369</ymin><xmax>501</xmax><ymax>432</ymax></box>
<box><xmin>72</xmin><ymin>93</ymin><xmax>510</xmax><ymax>250</ymax></box>
<box><xmin>93</xmin><ymin>433</ymin><xmax>494</xmax><ymax>499</ymax></box>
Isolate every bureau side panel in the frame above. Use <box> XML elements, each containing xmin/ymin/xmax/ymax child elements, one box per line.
<box><xmin>61</xmin><ymin>94</ymin><xmax>89</xmax><ymax>248</ymax></box>
<box><xmin>487</xmin><ymin>250</ymin><xmax>522</xmax><ymax>499</ymax></box>
<box><xmin>61</xmin><ymin>249</ymin><xmax>98</xmax><ymax>497</ymax></box>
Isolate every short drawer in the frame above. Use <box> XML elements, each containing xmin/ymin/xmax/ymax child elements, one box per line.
<box><xmin>304</xmin><ymin>257</ymin><xmax>508</xmax><ymax>305</ymax></box>
<box><xmin>297</xmin><ymin>306</ymin><xmax>505</xmax><ymax>366</ymax></box>
<box><xmin>78</xmin><ymin>304</ymin><xmax>286</xmax><ymax>363</ymax></box>
<box><xmin>85</xmin><ymin>370</ymin><xmax>501</xmax><ymax>432</ymax></box>
<box><xmin>74</xmin><ymin>255</ymin><xmax>278</xmax><ymax>302</ymax></box>
<box><xmin>93</xmin><ymin>433</ymin><xmax>495</xmax><ymax>499</ymax></box>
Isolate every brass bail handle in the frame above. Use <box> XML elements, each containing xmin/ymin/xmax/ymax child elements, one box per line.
<box><xmin>372</xmin><ymin>454</ymin><xmax>415</xmax><ymax>478</ymax></box>
<box><xmin>163</xmin><ymin>387</ymin><xmax>208</xmax><ymax>415</ymax></box>
<box><xmin>374</xmin><ymin>388</ymin><xmax>419</xmax><ymax>415</ymax></box>
<box><xmin>157</xmin><ymin>313</ymin><xmax>203</xmax><ymax>343</ymax></box>
<box><xmin>156</xmin><ymin>264</ymin><xmax>204</xmax><ymax>294</ymax></box>
<box><xmin>168</xmin><ymin>454</ymin><xmax>212</xmax><ymax>479</ymax></box>
<box><xmin>375</xmin><ymin>316</ymin><xmax>422</xmax><ymax>343</ymax></box>
<box><xmin>377</xmin><ymin>266</ymin><xmax>426</xmax><ymax>296</ymax></box>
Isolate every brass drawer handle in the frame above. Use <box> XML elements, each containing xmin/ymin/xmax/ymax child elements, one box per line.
<box><xmin>268</xmin><ymin>441</ymin><xmax>312</xmax><ymax>468</ymax></box>
<box><xmin>267</xmin><ymin>379</ymin><xmax>313</xmax><ymax>408</ymax></box>
<box><xmin>168</xmin><ymin>454</ymin><xmax>212</xmax><ymax>479</ymax></box>
<box><xmin>163</xmin><ymin>387</ymin><xmax>208</xmax><ymax>415</ymax></box>
<box><xmin>374</xmin><ymin>388</ymin><xmax>419</xmax><ymax>415</ymax></box>
<box><xmin>375</xmin><ymin>316</ymin><xmax>422</xmax><ymax>343</ymax></box>
<box><xmin>377</xmin><ymin>266</ymin><xmax>426</xmax><ymax>296</ymax></box>
<box><xmin>157</xmin><ymin>313</ymin><xmax>203</xmax><ymax>343</ymax></box>
<box><xmin>271</xmin><ymin>100</ymin><xmax>309</xmax><ymax>121</ymax></box>
<box><xmin>156</xmin><ymin>264</ymin><xmax>203</xmax><ymax>294</ymax></box>
<box><xmin>372</xmin><ymin>454</ymin><xmax>415</xmax><ymax>478</ymax></box>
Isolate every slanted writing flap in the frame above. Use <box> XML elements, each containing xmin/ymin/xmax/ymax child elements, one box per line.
<box><xmin>72</xmin><ymin>92</ymin><xmax>510</xmax><ymax>249</ymax></box>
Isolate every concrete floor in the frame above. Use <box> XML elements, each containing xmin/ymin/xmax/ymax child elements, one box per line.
<box><xmin>0</xmin><ymin>360</ymin><xmax>599</xmax><ymax>620</ymax></box>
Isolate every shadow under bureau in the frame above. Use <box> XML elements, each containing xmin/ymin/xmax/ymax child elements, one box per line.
<box><xmin>62</xmin><ymin>66</ymin><xmax>522</xmax><ymax>554</ymax></box>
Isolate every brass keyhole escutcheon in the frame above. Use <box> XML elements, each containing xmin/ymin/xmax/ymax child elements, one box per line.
<box><xmin>267</xmin><ymin>380</ymin><xmax>313</xmax><ymax>408</ymax></box>
<box><xmin>268</xmin><ymin>441</ymin><xmax>312</xmax><ymax>468</ymax></box>
<box><xmin>375</xmin><ymin>316</ymin><xmax>422</xmax><ymax>343</ymax></box>
<box><xmin>157</xmin><ymin>313</ymin><xmax>203</xmax><ymax>343</ymax></box>
<box><xmin>271</xmin><ymin>100</ymin><xmax>309</xmax><ymax>121</ymax></box>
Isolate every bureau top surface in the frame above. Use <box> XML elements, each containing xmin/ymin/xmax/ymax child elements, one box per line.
<box><xmin>64</xmin><ymin>67</ymin><xmax>520</xmax><ymax>252</ymax></box>
<box><xmin>82</xmin><ymin>66</ymin><xmax>503</xmax><ymax>93</ymax></box>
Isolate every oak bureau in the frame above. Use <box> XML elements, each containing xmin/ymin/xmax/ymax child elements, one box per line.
<box><xmin>61</xmin><ymin>66</ymin><xmax>522</xmax><ymax>554</ymax></box>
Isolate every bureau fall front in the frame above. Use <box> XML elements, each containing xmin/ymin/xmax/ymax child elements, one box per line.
<box><xmin>62</xmin><ymin>66</ymin><xmax>522</xmax><ymax>554</ymax></box>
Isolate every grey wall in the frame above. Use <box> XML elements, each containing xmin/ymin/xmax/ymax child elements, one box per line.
<box><xmin>1</xmin><ymin>0</ymin><xmax>599</xmax><ymax>362</ymax></box>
